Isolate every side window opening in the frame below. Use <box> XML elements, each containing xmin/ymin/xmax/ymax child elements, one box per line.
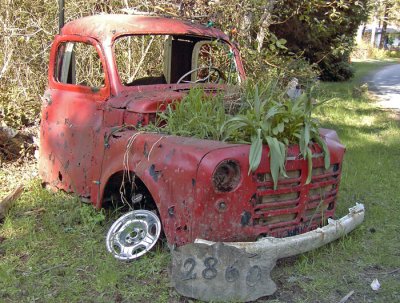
<box><xmin>55</xmin><ymin>41</ymin><xmax>105</xmax><ymax>89</ymax></box>
<box><xmin>114</xmin><ymin>35</ymin><xmax>239</xmax><ymax>86</ymax></box>
<box><xmin>191</xmin><ymin>41</ymin><xmax>239</xmax><ymax>85</ymax></box>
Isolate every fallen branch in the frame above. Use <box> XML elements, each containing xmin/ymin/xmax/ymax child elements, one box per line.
<box><xmin>338</xmin><ymin>290</ymin><xmax>354</xmax><ymax>303</ymax></box>
<box><xmin>0</xmin><ymin>185</ymin><xmax>24</xmax><ymax>220</ymax></box>
<box><xmin>23</xmin><ymin>207</ymin><xmax>46</xmax><ymax>216</ymax></box>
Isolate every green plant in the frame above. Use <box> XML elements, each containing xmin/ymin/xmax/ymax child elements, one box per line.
<box><xmin>318</xmin><ymin>54</ymin><xmax>355</xmax><ymax>81</ymax></box>
<box><xmin>149</xmin><ymin>79</ymin><xmax>330</xmax><ymax>190</ymax></box>
<box><xmin>221</xmin><ymin>81</ymin><xmax>330</xmax><ymax>189</ymax></box>
<box><xmin>154</xmin><ymin>88</ymin><xmax>226</xmax><ymax>140</ymax></box>
<box><xmin>79</xmin><ymin>203</ymin><xmax>105</xmax><ymax>230</ymax></box>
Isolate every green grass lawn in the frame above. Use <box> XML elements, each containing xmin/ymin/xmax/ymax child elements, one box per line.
<box><xmin>1</xmin><ymin>60</ymin><xmax>400</xmax><ymax>302</ymax></box>
<box><xmin>271</xmin><ymin>60</ymin><xmax>400</xmax><ymax>303</ymax></box>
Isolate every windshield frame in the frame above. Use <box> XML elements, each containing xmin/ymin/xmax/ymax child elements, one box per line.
<box><xmin>111</xmin><ymin>33</ymin><xmax>245</xmax><ymax>93</ymax></box>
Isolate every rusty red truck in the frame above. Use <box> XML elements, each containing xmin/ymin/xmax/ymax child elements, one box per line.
<box><xmin>39</xmin><ymin>14</ymin><xmax>364</xmax><ymax>261</ymax></box>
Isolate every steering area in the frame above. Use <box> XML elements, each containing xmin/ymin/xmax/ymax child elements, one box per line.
<box><xmin>177</xmin><ymin>66</ymin><xmax>226</xmax><ymax>84</ymax></box>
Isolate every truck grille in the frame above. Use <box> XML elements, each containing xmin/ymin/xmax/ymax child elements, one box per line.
<box><xmin>251</xmin><ymin>162</ymin><xmax>341</xmax><ymax>237</ymax></box>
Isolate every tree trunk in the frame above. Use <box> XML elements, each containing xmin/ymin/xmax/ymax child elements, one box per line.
<box><xmin>356</xmin><ymin>24</ymin><xmax>365</xmax><ymax>45</ymax></box>
<box><xmin>379</xmin><ymin>2</ymin><xmax>390</xmax><ymax>49</ymax></box>
<box><xmin>256</xmin><ymin>1</ymin><xmax>276</xmax><ymax>53</ymax></box>
<box><xmin>370</xmin><ymin>2</ymin><xmax>380</xmax><ymax>47</ymax></box>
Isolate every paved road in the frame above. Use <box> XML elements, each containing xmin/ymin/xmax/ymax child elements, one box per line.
<box><xmin>365</xmin><ymin>63</ymin><xmax>400</xmax><ymax>110</ymax></box>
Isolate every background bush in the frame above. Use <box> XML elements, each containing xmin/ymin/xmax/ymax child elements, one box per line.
<box><xmin>0</xmin><ymin>0</ymin><xmax>369</xmax><ymax>129</ymax></box>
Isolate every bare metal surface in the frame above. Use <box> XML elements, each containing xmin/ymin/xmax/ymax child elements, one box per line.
<box><xmin>106</xmin><ymin>210</ymin><xmax>161</xmax><ymax>260</ymax></box>
<box><xmin>195</xmin><ymin>203</ymin><xmax>365</xmax><ymax>258</ymax></box>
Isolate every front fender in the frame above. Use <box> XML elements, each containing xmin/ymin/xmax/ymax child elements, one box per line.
<box><xmin>98</xmin><ymin>130</ymin><xmax>232</xmax><ymax>245</ymax></box>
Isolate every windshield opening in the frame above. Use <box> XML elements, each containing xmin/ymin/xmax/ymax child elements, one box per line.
<box><xmin>114</xmin><ymin>35</ymin><xmax>240</xmax><ymax>87</ymax></box>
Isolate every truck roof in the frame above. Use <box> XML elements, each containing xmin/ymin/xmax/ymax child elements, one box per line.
<box><xmin>61</xmin><ymin>14</ymin><xmax>229</xmax><ymax>42</ymax></box>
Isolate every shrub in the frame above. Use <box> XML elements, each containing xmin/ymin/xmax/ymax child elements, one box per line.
<box><xmin>318</xmin><ymin>55</ymin><xmax>355</xmax><ymax>82</ymax></box>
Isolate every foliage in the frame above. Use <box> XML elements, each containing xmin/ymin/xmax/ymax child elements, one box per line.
<box><xmin>155</xmin><ymin>88</ymin><xmax>226</xmax><ymax>140</ymax></box>
<box><xmin>318</xmin><ymin>54</ymin><xmax>355</xmax><ymax>81</ymax></box>
<box><xmin>78</xmin><ymin>203</ymin><xmax>105</xmax><ymax>231</ymax></box>
<box><xmin>220</xmin><ymin>81</ymin><xmax>329</xmax><ymax>188</ymax></box>
<box><xmin>152</xmin><ymin>80</ymin><xmax>329</xmax><ymax>189</ymax></box>
<box><xmin>352</xmin><ymin>40</ymin><xmax>400</xmax><ymax>60</ymax></box>
<box><xmin>269</xmin><ymin>0</ymin><xmax>370</xmax><ymax>81</ymax></box>
<box><xmin>370</xmin><ymin>0</ymin><xmax>400</xmax><ymax>49</ymax></box>
<box><xmin>0</xmin><ymin>0</ymin><xmax>371</xmax><ymax>129</ymax></box>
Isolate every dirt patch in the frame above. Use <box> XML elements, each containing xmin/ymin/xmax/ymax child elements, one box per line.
<box><xmin>0</xmin><ymin>156</ymin><xmax>37</xmax><ymax>201</ymax></box>
<box><xmin>0</xmin><ymin>125</ymin><xmax>37</xmax><ymax>163</ymax></box>
<box><xmin>0</xmin><ymin>125</ymin><xmax>38</xmax><ymax>200</ymax></box>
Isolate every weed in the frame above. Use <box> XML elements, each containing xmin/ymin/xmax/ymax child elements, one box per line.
<box><xmin>79</xmin><ymin>203</ymin><xmax>105</xmax><ymax>231</ymax></box>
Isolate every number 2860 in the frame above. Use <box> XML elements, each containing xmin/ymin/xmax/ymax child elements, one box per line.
<box><xmin>181</xmin><ymin>256</ymin><xmax>262</xmax><ymax>286</ymax></box>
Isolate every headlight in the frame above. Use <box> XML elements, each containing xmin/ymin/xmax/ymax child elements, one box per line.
<box><xmin>212</xmin><ymin>160</ymin><xmax>241</xmax><ymax>192</ymax></box>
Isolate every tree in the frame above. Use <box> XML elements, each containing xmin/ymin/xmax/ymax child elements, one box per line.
<box><xmin>368</xmin><ymin>0</ymin><xmax>400</xmax><ymax>49</ymax></box>
<box><xmin>268</xmin><ymin>0</ymin><xmax>370</xmax><ymax>81</ymax></box>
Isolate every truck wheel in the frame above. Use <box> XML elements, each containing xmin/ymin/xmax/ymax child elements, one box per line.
<box><xmin>106</xmin><ymin>210</ymin><xmax>161</xmax><ymax>260</ymax></box>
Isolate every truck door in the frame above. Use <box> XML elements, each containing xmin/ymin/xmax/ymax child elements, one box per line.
<box><xmin>39</xmin><ymin>36</ymin><xmax>110</xmax><ymax>198</ymax></box>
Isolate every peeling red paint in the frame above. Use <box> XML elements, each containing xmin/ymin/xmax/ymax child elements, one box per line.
<box><xmin>39</xmin><ymin>14</ymin><xmax>345</xmax><ymax>247</ymax></box>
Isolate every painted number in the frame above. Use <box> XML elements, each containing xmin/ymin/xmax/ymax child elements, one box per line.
<box><xmin>181</xmin><ymin>257</ymin><xmax>197</xmax><ymax>281</ymax></box>
<box><xmin>246</xmin><ymin>265</ymin><xmax>261</xmax><ymax>286</ymax></box>
<box><xmin>225</xmin><ymin>263</ymin><xmax>240</xmax><ymax>282</ymax></box>
<box><xmin>202</xmin><ymin>257</ymin><xmax>218</xmax><ymax>280</ymax></box>
<box><xmin>181</xmin><ymin>257</ymin><xmax>263</xmax><ymax>285</ymax></box>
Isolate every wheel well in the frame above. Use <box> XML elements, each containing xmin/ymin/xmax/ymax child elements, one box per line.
<box><xmin>102</xmin><ymin>171</ymin><xmax>158</xmax><ymax>212</ymax></box>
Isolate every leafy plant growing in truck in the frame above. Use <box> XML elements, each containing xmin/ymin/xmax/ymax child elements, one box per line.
<box><xmin>222</xmin><ymin>81</ymin><xmax>330</xmax><ymax>188</ymax></box>
<box><xmin>152</xmin><ymin>88</ymin><xmax>227</xmax><ymax>140</ymax></box>
<box><xmin>152</xmin><ymin>79</ymin><xmax>330</xmax><ymax>189</ymax></box>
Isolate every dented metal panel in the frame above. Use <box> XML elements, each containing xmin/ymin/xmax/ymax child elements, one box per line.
<box><xmin>39</xmin><ymin>14</ymin><xmax>350</xmax><ymax>251</ymax></box>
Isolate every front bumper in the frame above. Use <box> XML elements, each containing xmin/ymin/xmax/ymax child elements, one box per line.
<box><xmin>195</xmin><ymin>203</ymin><xmax>365</xmax><ymax>258</ymax></box>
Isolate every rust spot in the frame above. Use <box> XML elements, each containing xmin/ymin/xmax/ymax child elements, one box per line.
<box><xmin>164</xmin><ymin>149</ymin><xmax>176</xmax><ymax>164</ymax></box>
<box><xmin>64</xmin><ymin>118</ymin><xmax>72</xmax><ymax>128</ymax></box>
<box><xmin>192</xmin><ymin>179</ymin><xmax>196</xmax><ymax>187</ymax></box>
<box><xmin>241</xmin><ymin>211</ymin><xmax>251</xmax><ymax>226</ymax></box>
<box><xmin>143</xmin><ymin>142</ymin><xmax>149</xmax><ymax>157</ymax></box>
<box><xmin>149</xmin><ymin>164</ymin><xmax>161</xmax><ymax>182</ymax></box>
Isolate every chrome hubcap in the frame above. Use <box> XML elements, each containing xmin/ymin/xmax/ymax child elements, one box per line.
<box><xmin>106</xmin><ymin>210</ymin><xmax>161</xmax><ymax>260</ymax></box>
